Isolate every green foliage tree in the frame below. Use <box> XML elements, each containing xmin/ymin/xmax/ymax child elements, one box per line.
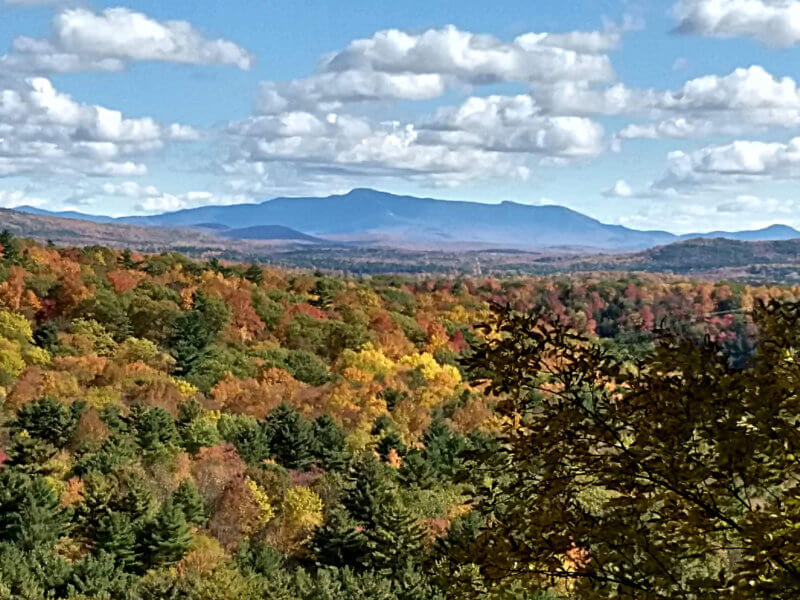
<box><xmin>0</xmin><ymin>469</ymin><xmax>72</xmax><ymax>550</ymax></box>
<box><xmin>0</xmin><ymin>229</ymin><xmax>20</xmax><ymax>265</ymax></box>
<box><xmin>459</xmin><ymin>300</ymin><xmax>800</xmax><ymax>600</ymax></box>
<box><xmin>11</xmin><ymin>397</ymin><xmax>85</xmax><ymax>448</ymax></box>
<box><xmin>312</xmin><ymin>508</ymin><xmax>370</xmax><ymax>569</ymax></box>
<box><xmin>173</xmin><ymin>480</ymin><xmax>208</xmax><ymax>527</ymax></box>
<box><xmin>312</xmin><ymin>414</ymin><xmax>348</xmax><ymax>470</ymax></box>
<box><xmin>136</xmin><ymin>499</ymin><xmax>192</xmax><ymax>571</ymax></box>
<box><xmin>218</xmin><ymin>413</ymin><xmax>272</xmax><ymax>464</ymax></box>
<box><xmin>263</xmin><ymin>403</ymin><xmax>315</xmax><ymax>470</ymax></box>
<box><xmin>132</xmin><ymin>406</ymin><xmax>180</xmax><ymax>459</ymax></box>
<box><xmin>94</xmin><ymin>511</ymin><xmax>138</xmax><ymax>569</ymax></box>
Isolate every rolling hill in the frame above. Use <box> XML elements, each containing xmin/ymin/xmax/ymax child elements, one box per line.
<box><xmin>10</xmin><ymin>188</ymin><xmax>800</xmax><ymax>252</ymax></box>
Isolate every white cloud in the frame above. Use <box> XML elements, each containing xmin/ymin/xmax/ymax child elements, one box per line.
<box><xmin>0</xmin><ymin>77</ymin><xmax>195</xmax><ymax>177</ymax></box>
<box><xmin>96</xmin><ymin>180</ymin><xmax>246</xmax><ymax>212</ymax></box>
<box><xmin>255</xmin><ymin>23</ymin><xmax>625</xmax><ymax>115</ymax></box>
<box><xmin>257</xmin><ymin>72</ymin><xmax>447</xmax><ymax>114</ymax></box>
<box><xmin>716</xmin><ymin>194</ymin><xmax>786</xmax><ymax>213</ymax></box>
<box><xmin>610</xmin><ymin>66</ymin><xmax>800</xmax><ymax>139</ymax></box>
<box><xmin>603</xmin><ymin>179</ymin><xmax>634</xmax><ymax>197</ymax></box>
<box><xmin>672</xmin><ymin>0</ymin><xmax>800</xmax><ymax>47</ymax></box>
<box><xmin>1</xmin><ymin>7</ymin><xmax>253</xmax><ymax>73</ymax></box>
<box><xmin>322</xmin><ymin>25</ymin><xmax>615</xmax><ymax>86</ymax></box>
<box><xmin>422</xmin><ymin>95</ymin><xmax>605</xmax><ymax>157</ymax></box>
<box><xmin>655</xmin><ymin>138</ymin><xmax>800</xmax><ymax>190</ymax></box>
<box><xmin>225</xmin><ymin>20</ymin><xmax>625</xmax><ymax>190</ymax></box>
<box><xmin>0</xmin><ymin>189</ymin><xmax>44</xmax><ymax>208</ymax></box>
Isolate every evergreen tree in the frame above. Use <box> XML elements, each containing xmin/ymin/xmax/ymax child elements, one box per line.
<box><xmin>312</xmin><ymin>414</ymin><xmax>348</xmax><ymax>470</ymax></box>
<box><xmin>398</xmin><ymin>451</ymin><xmax>438</xmax><ymax>490</ymax></box>
<box><xmin>311</xmin><ymin>508</ymin><xmax>370</xmax><ymax>569</ymax></box>
<box><xmin>263</xmin><ymin>403</ymin><xmax>315</xmax><ymax>469</ymax></box>
<box><xmin>367</xmin><ymin>501</ymin><xmax>425</xmax><ymax>574</ymax></box>
<box><xmin>132</xmin><ymin>406</ymin><xmax>180</xmax><ymax>458</ymax></box>
<box><xmin>0</xmin><ymin>470</ymin><xmax>72</xmax><ymax>549</ymax></box>
<box><xmin>11</xmin><ymin>397</ymin><xmax>85</xmax><ymax>448</ymax></box>
<box><xmin>32</xmin><ymin>320</ymin><xmax>60</xmax><ymax>351</ymax></box>
<box><xmin>95</xmin><ymin>512</ymin><xmax>137</xmax><ymax>569</ymax></box>
<box><xmin>68</xmin><ymin>550</ymin><xmax>130</xmax><ymax>597</ymax></box>
<box><xmin>244</xmin><ymin>263</ymin><xmax>264</xmax><ymax>284</ymax></box>
<box><xmin>220</xmin><ymin>415</ymin><xmax>272</xmax><ymax>465</ymax></box>
<box><xmin>136</xmin><ymin>499</ymin><xmax>192</xmax><ymax>570</ymax></box>
<box><xmin>342</xmin><ymin>457</ymin><xmax>396</xmax><ymax>528</ymax></box>
<box><xmin>0</xmin><ymin>230</ymin><xmax>20</xmax><ymax>265</ymax></box>
<box><xmin>173</xmin><ymin>480</ymin><xmax>208</xmax><ymax>527</ymax></box>
<box><xmin>421</xmin><ymin>420</ymin><xmax>466</xmax><ymax>477</ymax></box>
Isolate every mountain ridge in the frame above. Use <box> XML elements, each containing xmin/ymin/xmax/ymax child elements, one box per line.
<box><xmin>11</xmin><ymin>188</ymin><xmax>800</xmax><ymax>251</ymax></box>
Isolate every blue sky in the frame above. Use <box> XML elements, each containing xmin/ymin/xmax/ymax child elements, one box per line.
<box><xmin>2</xmin><ymin>0</ymin><xmax>800</xmax><ymax>232</ymax></box>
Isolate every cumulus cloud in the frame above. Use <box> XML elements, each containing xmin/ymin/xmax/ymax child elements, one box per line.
<box><xmin>322</xmin><ymin>25</ymin><xmax>615</xmax><ymax>85</ymax></box>
<box><xmin>421</xmin><ymin>95</ymin><xmax>605</xmax><ymax>157</ymax></box>
<box><xmin>655</xmin><ymin>138</ymin><xmax>800</xmax><ymax>190</ymax></box>
<box><xmin>257</xmin><ymin>72</ymin><xmax>447</xmax><ymax>114</ymax></box>
<box><xmin>672</xmin><ymin>0</ymin><xmax>800</xmax><ymax>47</ymax></box>
<box><xmin>225</xmin><ymin>22</ymin><xmax>623</xmax><ymax>189</ymax></box>
<box><xmin>603</xmin><ymin>179</ymin><xmax>635</xmax><ymax>198</ymax></box>
<box><xmin>0</xmin><ymin>77</ymin><xmax>196</xmax><ymax>177</ymax></box>
<box><xmin>226</xmin><ymin>110</ymin><xmax>533</xmax><ymax>187</ymax></box>
<box><xmin>1</xmin><ymin>7</ymin><xmax>253</xmax><ymax>73</ymax></box>
<box><xmin>254</xmin><ymin>23</ymin><xmax>625</xmax><ymax>116</ymax></box>
<box><xmin>0</xmin><ymin>189</ymin><xmax>44</xmax><ymax>208</ymax></box>
<box><xmin>611</xmin><ymin>66</ymin><xmax>800</xmax><ymax>139</ymax></box>
<box><xmin>97</xmin><ymin>181</ymin><xmax>248</xmax><ymax>212</ymax></box>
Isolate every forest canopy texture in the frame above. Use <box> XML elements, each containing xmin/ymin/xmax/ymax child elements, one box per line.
<box><xmin>0</xmin><ymin>230</ymin><xmax>798</xmax><ymax>599</ymax></box>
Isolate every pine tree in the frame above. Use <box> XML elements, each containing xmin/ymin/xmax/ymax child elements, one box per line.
<box><xmin>136</xmin><ymin>499</ymin><xmax>192</xmax><ymax>570</ymax></box>
<box><xmin>0</xmin><ymin>470</ymin><xmax>72</xmax><ymax>549</ymax></box>
<box><xmin>11</xmin><ymin>397</ymin><xmax>85</xmax><ymax>448</ymax></box>
<box><xmin>263</xmin><ymin>403</ymin><xmax>315</xmax><ymax>469</ymax></box>
<box><xmin>95</xmin><ymin>512</ymin><xmax>137</xmax><ymax>569</ymax></box>
<box><xmin>367</xmin><ymin>500</ymin><xmax>425</xmax><ymax>574</ymax></box>
<box><xmin>312</xmin><ymin>414</ymin><xmax>348</xmax><ymax>470</ymax></box>
<box><xmin>342</xmin><ymin>457</ymin><xmax>396</xmax><ymax>528</ymax></box>
<box><xmin>311</xmin><ymin>508</ymin><xmax>370</xmax><ymax>569</ymax></box>
<box><xmin>244</xmin><ymin>263</ymin><xmax>264</xmax><ymax>285</ymax></box>
<box><xmin>0</xmin><ymin>230</ymin><xmax>20</xmax><ymax>265</ymax></box>
<box><xmin>68</xmin><ymin>550</ymin><xmax>129</xmax><ymax>597</ymax></box>
<box><xmin>132</xmin><ymin>406</ymin><xmax>180</xmax><ymax>458</ymax></box>
<box><xmin>172</xmin><ymin>480</ymin><xmax>207</xmax><ymax>527</ymax></box>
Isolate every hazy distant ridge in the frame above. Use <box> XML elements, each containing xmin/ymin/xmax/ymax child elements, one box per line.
<box><xmin>13</xmin><ymin>188</ymin><xmax>800</xmax><ymax>251</ymax></box>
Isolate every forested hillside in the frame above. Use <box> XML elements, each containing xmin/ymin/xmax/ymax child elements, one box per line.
<box><xmin>1</xmin><ymin>230</ymin><xmax>799</xmax><ymax>599</ymax></box>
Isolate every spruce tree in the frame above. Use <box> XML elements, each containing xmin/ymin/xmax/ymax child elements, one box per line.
<box><xmin>311</xmin><ymin>414</ymin><xmax>348</xmax><ymax>470</ymax></box>
<box><xmin>132</xmin><ymin>406</ymin><xmax>180</xmax><ymax>458</ymax></box>
<box><xmin>11</xmin><ymin>397</ymin><xmax>85</xmax><ymax>448</ymax></box>
<box><xmin>95</xmin><ymin>512</ymin><xmax>137</xmax><ymax>569</ymax></box>
<box><xmin>244</xmin><ymin>263</ymin><xmax>264</xmax><ymax>284</ymax></box>
<box><xmin>311</xmin><ymin>508</ymin><xmax>370</xmax><ymax>569</ymax></box>
<box><xmin>263</xmin><ymin>403</ymin><xmax>315</xmax><ymax>469</ymax></box>
<box><xmin>0</xmin><ymin>470</ymin><xmax>71</xmax><ymax>550</ymax></box>
<box><xmin>172</xmin><ymin>480</ymin><xmax>207</xmax><ymax>527</ymax></box>
<box><xmin>136</xmin><ymin>499</ymin><xmax>192</xmax><ymax>570</ymax></box>
<box><xmin>341</xmin><ymin>457</ymin><xmax>395</xmax><ymax>528</ymax></box>
<box><xmin>367</xmin><ymin>501</ymin><xmax>425</xmax><ymax>574</ymax></box>
<box><xmin>0</xmin><ymin>230</ymin><xmax>19</xmax><ymax>265</ymax></box>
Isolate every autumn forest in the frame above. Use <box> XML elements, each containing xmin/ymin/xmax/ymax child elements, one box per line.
<box><xmin>1</xmin><ymin>230</ymin><xmax>800</xmax><ymax>599</ymax></box>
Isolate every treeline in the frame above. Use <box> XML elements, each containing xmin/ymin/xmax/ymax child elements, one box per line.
<box><xmin>0</xmin><ymin>231</ymin><xmax>799</xmax><ymax>599</ymax></box>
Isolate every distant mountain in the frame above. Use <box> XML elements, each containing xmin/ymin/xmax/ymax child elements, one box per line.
<box><xmin>10</xmin><ymin>189</ymin><xmax>800</xmax><ymax>251</ymax></box>
<box><xmin>114</xmin><ymin>188</ymin><xmax>674</xmax><ymax>250</ymax></box>
<box><xmin>681</xmin><ymin>224</ymin><xmax>800</xmax><ymax>242</ymax></box>
<box><xmin>219</xmin><ymin>225</ymin><xmax>327</xmax><ymax>243</ymax></box>
<box><xmin>13</xmin><ymin>205</ymin><xmax>118</xmax><ymax>224</ymax></box>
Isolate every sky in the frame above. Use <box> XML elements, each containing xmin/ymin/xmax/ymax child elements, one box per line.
<box><xmin>2</xmin><ymin>0</ymin><xmax>800</xmax><ymax>233</ymax></box>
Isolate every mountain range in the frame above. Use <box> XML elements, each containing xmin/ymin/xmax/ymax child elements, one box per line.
<box><xmin>12</xmin><ymin>188</ymin><xmax>800</xmax><ymax>251</ymax></box>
